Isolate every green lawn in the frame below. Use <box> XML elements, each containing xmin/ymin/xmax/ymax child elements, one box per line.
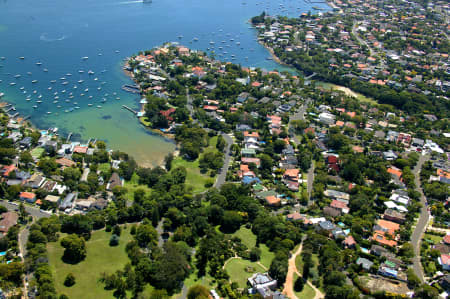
<box><xmin>316</xmin><ymin>82</ymin><xmax>377</xmax><ymax>105</ymax></box>
<box><xmin>31</xmin><ymin>147</ymin><xmax>44</xmax><ymax>159</ymax></box>
<box><xmin>224</xmin><ymin>258</ymin><xmax>265</xmax><ymax>288</ymax></box>
<box><xmin>123</xmin><ymin>173</ymin><xmax>152</xmax><ymax>201</ymax></box>
<box><xmin>172</xmin><ymin>136</ymin><xmax>218</xmax><ymax>194</ymax></box>
<box><xmin>424</xmin><ymin>233</ymin><xmax>443</xmax><ymax>245</ymax></box>
<box><xmin>232</xmin><ymin>227</ymin><xmax>274</xmax><ymax>268</ymax></box>
<box><xmin>98</xmin><ymin>163</ymin><xmax>111</xmax><ymax>173</ymax></box>
<box><xmin>47</xmin><ymin>228</ymin><xmax>133</xmax><ymax>299</ymax></box>
<box><xmin>234</xmin><ymin>227</ymin><xmax>256</xmax><ymax>249</ymax></box>
<box><xmin>293</xmin><ymin>273</ymin><xmax>316</xmax><ymax>299</ymax></box>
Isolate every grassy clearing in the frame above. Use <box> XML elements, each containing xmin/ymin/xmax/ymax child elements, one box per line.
<box><xmin>424</xmin><ymin>233</ymin><xmax>442</xmax><ymax>244</ymax></box>
<box><xmin>31</xmin><ymin>147</ymin><xmax>44</xmax><ymax>159</ymax></box>
<box><xmin>232</xmin><ymin>227</ymin><xmax>274</xmax><ymax>268</ymax></box>
<box><xmin>98</xmin><ymin>163</ymin><xmax>111</xmax><ymax>173</ymax></box>
<box><xmin>234</xmin><ymin>227</ymin><xmax>256</xmax><ymax>249</ymax></box>
<box><xmin>123</xmin><ymin>173</ymin><xmax>152</xmax><ymax>201</ymax></box>
<box><xmin>172</xmin><ymin>136</ymin><xmax>218</xmax><ymax>194</ymax></box>
<box><xmin>225</xmin><ymin>258</ymin><xmax>265</xmax><ymax>288</ymax></box>
<box><xmin>293</xmin><ymin>273</ymin><xmax>316</xmax><ymax>299</ymax></box>
<box><xmin>47</xmin><ymin>228</ymin><xmax>133</xmax><ymax>299</ymax></box>
<box><xmin>316</xmin><ymin>82</ymin><xmax>377</xmax><ymax>105</ymax></box>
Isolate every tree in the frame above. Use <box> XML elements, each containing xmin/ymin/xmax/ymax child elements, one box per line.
<box><xmin>250</xmin><ymin>247</ymin><xmax>261</xmax><ymax>262</ymax></box>
<box><xmin>19</xmin><ymin>151</ymin><xmax>33</xmax><ymax>166</ymax></box>
<box><xmin>414</xmin><ymin>284</ymin><xmax>439</xmax><ymax>299</ymax></box>
<box><xmin>220</xmin><ymin>211</ymin><xmax>243</xmax><ymax>233</ymax></box>
<box><xmin>135</xmin><ymin>224</ymin><xmax>158</xmax><ymax>248</ymax></box>
<box><xmin>60</xmin><ymin>234</ymin><xmax>86</xmax><ymax>264</ymax></box>
<box><xmin>164</xmin><ymin>153</ymin><xmax>174</xmax><ymax>171</ymax></box>
<box><xmin>294</xmin><ymin>277</ymin><xmax>304</xmax><ymax>292</ymax></box>
<box><xmin>109</xmin><ymin>234</ymin><xmax>120</xmax><ymax>246</ymax></box>
<box><xmin>187</xmin><ymin>285</ymin><xmax>209</xmax><ymax>299</ymax></box>
<box><xmin>64</xmin><ymin>273</ymin><xmax>76</xmax><ymax>287</ymax></box>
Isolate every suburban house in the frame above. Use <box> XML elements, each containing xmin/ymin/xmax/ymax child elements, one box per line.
<box><xmin>248</xmin><ymin>273</ymin><xmax>279</xmax><ymax>299</ymax></box>
<box><xmin>19</xmin><ymin>191</ymin><xmax>36</xmax><ymax>203</ymax></box>
<box><xmin>0</xmin><ymin>212</ymin><xmax>18</xmax><ymax>235</ymax></box>
<box><xmin>107</xmin><ymin>173</ymin><xmax>124</xmax><ymax>191</ymax></box>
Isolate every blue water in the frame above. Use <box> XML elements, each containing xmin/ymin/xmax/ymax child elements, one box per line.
<box><xmin>0</xmin><ymin>0</ymin><xmax>329</xmax><ymax>165</ymax></box>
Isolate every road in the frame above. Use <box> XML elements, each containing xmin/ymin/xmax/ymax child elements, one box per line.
<box><xmin>410</xmin><ymin>154</ymin><xmax>430</xmax><ymax>283</ymax></box>
<box><xmin>307</xmin><ymin>162</ymin><xmax>315</xmax><ymax>205</ymax></box>
<box><xmin>19</xmin><ymin>223</ymin><xmax>31</xmax><ymax>299</ymax></box>
<box><xmin>0</xmin><ymin>201</ymin><xmax>51</xmax><ymax>219</ymax></box>
<box><xmin>214</xmin><ymin>133</ymin><xmax>233</xmax><ymax>188</ymax></box>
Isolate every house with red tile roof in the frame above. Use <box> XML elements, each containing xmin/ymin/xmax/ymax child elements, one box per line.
<box><xmin>331</xmin><ymin>200</ymin><xmax>349</xmax><ymax>214</ymax></box>
<box><xmin>73</xmin><ymin>146</ymin><xmax>88</xmax><ymax>154</ymax></box>
<box><xmin>20</xmin><ymin>191</ymin><xmax>36</xmax><ymax>203</ymax></box>
<box><xmin>265</xmin><ymin>195</ymin><xmax>281</xmax><ymax>206</ymax></box>
<box><xmin>0</xmin><ymin>211</ymin><xmax>18</xmax><ymax>235</ymax></box>
<box><xmin>1</xmin><ymin>165</ymin><xmax>16</xmax><ymax>178</ymax></box>
<box><xmin>343</xmin><ymin>235</ymin><xmax>356</xmax><ymax>248</ymax></box>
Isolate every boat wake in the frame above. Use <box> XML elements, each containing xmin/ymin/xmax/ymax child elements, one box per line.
<box><xmin>40</xmin><ymin>33</ymin><xmax>68</xmax><ymax>42</ymax></box>
<box><xmin>118</xmin><ymin>0</ymin><xmax>144</xmax><ymax>4</ymax></box>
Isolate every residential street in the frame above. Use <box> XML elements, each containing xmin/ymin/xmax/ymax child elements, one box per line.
<box><xmin>410</xmin><ymin>154</ymin><xmax>430</xmax><ymax>282</ymax></box>
<box><xmin>0</xmin><ymin>201</ymin><xmax>50</xmax><ymax>219</ymax></box>
<box><xmin>214</xmin><ymin>133</ymin><xmax>233</xmax><ymax>188</ymax></box>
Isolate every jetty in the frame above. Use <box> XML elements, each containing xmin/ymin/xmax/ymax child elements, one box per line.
<box><xmin>122</xmin><ymin>105</ymin><xmax>138</xmax><ymax>115</ymax></box>
<box><xmin>121</xmin><ymin>84</ymin><xmax>140</xmax><ymax>94</ymax></box>
<box><xmin>66</xmin><ymin>132</ymin><xmax>72</xmax><ymax>142</ymax></box>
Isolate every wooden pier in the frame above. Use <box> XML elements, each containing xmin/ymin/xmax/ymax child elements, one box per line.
<box><xmin>122</xmin><ymin>105</ymin><xmax>138</xmax><ymax>115</ymax></box>
<box><xmin>67</xmin><ymin>132</ymin><xmax>72</xmax><ymax>142</ymax></box>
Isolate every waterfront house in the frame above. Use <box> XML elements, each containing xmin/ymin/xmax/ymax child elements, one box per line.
<box><xmin>107</xmin><ymin>173</ymin><xmax>124</xmax><ymax>191</ymax></box>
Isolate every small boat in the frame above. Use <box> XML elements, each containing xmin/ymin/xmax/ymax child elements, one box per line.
<box><xmin>50</xmin><ymin>80</ymin><xmax>56</xmax><ymax>83</ymax></box>
<box><xmin>27</xmin><ymin>72</ymin><xmax>32</xmax><ymax>75</ymax></box>
<box><xmin>101</xmin><ymin>70</ymin><xmax>107</xmax><ymax>73</ymax></box>
<box><xmin>26</xmin><ymin>98</ymin><xmax>31</xmax><ymax>101</ymax></box>
<box><xmin>60</xmin><ymin>77</ymin><xmax>66</xmax><ymax>80</ymax></box>
<box><xmin>89</xmin><ymin>95</ymin><xmax>93</xmax><ymax>99</ymax></box>
<box><xmin>73</xmin><ymin>85</ymin><xmax>77</xmax><ymax>89</ymax></box>
<box><xmin>66</xmin><ymin>73</ymin><xmax>72</xmax><ymax>76</ymax></box>
<box><xmin>14</xmin><ymin>74</ymin><xmax>21</xmax><ymax>78</ymax></box>
<box><xmin>178</xmin><ymin>35</ymin><xmax>183</xmax><ymax>39</ymax></box>
<box><xmin>9</xmin><ymin>82</ymin><xmax>16</xmax><ymax>86</ymax></box>
<box><xmin>43</xmin><ymin>69</ymin><xmax>48</xmax><ymax>72</ymax></box>
<box><xmin>88</xmin><ymin>103</ymin><xmax>93</xmax><ymax>106</ymax></box>
<box><xmin>115</xmin><ymin>50</ymin><xmax>120</xmax><ymax>53</ymax></box>
<box><xmin>82</xmin><ymin>56</ymin><xmax>89</xmax><ymax>60</ymax></box>
<box><xmin>97</xmin><ymin>87</ymin><xmax>101</xmax><ymax>90</ymax></box>
<box><xmin>19</xmin><ymin>57</ymin><xmax>25</xmax><ymax>60</ymax></box>
<box><xmin>47</xmin><ymin>112</ymin><xmax>52</xmax><ymax>114</ymax></box>
<box><xmin>116</xmin><ymin>97</ymin><xmax>120</xmax><ymax>100</ymax></box>
<box><xmin>32</xmin><ymin>80</ymin><xmax>38</xmax><ymax>83</ymax></box>
<box><xmin>38</xmin><ymin>95</ymin><xmax>42</xmax><ymax>99</ymax></box>
<box><xmin>48</xmin><ymin>87</ymin><xmax>52</xmax><ymax>90</ymax></box>
<box><xmin>193</xmin><ymin>37</ymin><xmax>198</xmax><ymax>41</ymax></box>
<box><xmin>94</xmin><ymin>78</ymin><xmax>98</xmax><ymax>81</ymax></box>
<box><xmin>97</xmin><ymin>105</ymin><xmax>102</xmax><ymax>108</ymax></box>
<box><xmin>37</xmin><ymin>100</ymin><xmax>42</xmax><ymax>103</ymax></box>
<box><xmin>80</xmin><ymin>93</ymin><xmax>85</xmax><ymax>96</ymax></box>
<box><xmin>20</xmin><ymin>86</ymin><xmax>25</xmax><ymax>90</ymax></box>
<box><xmin>62</xmin><ymin>81</ymin><xmax>68</xmax><ymax>85</ymax></box>
<box><xmin>84</xmin><ymin>88</ymin><xmax>89</xmax><ymax>92</ymax></box>
<box><xmin>57</xmin><ymin>105</ymin><xmax>62</xmax><ymax>108</ymax></box>
<box><xmin>78</xmin><ymin>80</ymin><xmax>84</xmax><ymax>83</ymax></box>
<box><xmin>0</xmin><ymin>57</ymin><xmax>5</xmax><ymax>60</ymax></box>
<box><xmin>36</xmin><ymin>62</ymin><xmax>42</xmax><ymax>66</ymax></box>
<box><xmin>33</xmin><ymin>105</ymin><xmax>38</xmax><ymax>109</ymax></box>
<box><xmin>75</xmin><ymin>106</ymin><xmax>80</xmax><ymax>109</ymax></box>
<box><xmin>65</xmin><ymin>99</ymin><xmax>70</xmax><ymax>103</ymax></box>
<box><xmin>79</xmin><ymin>70</ymin><xmax>84</xmax><ymax>74</ymax></box>
<box><xmin>54</xmin><ymin>96</ymin><xmax>59</xmax><ymax>100</ymax></box>
<box><xmin>0</xmin><ymin>92</ymin><xmax>4</xmax><ymax>97</ymax></box>
<box><xmin>62</xmin><ymin>90</ymin><xmax>66</xmax><ymax>93</ymax></box>
<box><xmin>88</xmin><ymin>70</ymin><xmax>94</xmax><ymax>75</ymax></box>
<box><xmin>53</xmin><ymin>100</ymin><xmax>58</xmax><ymax>103</ymax></box>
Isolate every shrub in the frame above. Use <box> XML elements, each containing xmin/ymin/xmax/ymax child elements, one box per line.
<box><xmin>64</xmin><ymin>273</ymin><xmax>76</xmax><ymax>287</ymax></box>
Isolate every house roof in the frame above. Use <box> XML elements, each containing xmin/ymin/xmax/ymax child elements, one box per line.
<box><xmin>56</xmin><ymin>157</ymin><xmax>76</xmax><ymax>168</ymax></box>
<box><xmin>265</xmin><ymin>195</ymin><xmax>280</xmax><ymax>206</ymax></box>
<box><xmin>331</xmin><ymin>199</ymin><xmax>347</xmax><ymax>210</ymax></box>
<box><xmin>20</xmin><ymin>192</ymin><xmax>36</xmax><ymax>199</ymax></box>
<box><xmin>377</xmin><ymin>219</ymin><xmax>400</xmax><ymax>235</ymax></box>
<box><xmin>344</xmin><ymin>235</ymin><xmax>356</xmax><ymax>246</ymax></box>
<box><xmin>444</xmin><ymin>234</ymin><xmax>450</xmax><ymax>245</ymax></box>
<box><xmin>284</xmin><ymin>169</ymin><xmax>299</xmax><ymax>177</ymax></box>
<box><xmin>373</xmin><ymin>232</ymin><xmax>397</xmax><ymax>247</ymax></box>
<box><xmin>387</xmin><ymin>167</ymin><xmax>402</xmax><ymax>178</ymax></box>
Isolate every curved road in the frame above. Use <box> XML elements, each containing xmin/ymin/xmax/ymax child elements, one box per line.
<box><xmin>410</xmin><ymin>154</ymin><xmax>430</xmax><ymax>282</ymax></box>
<box><xmin>0</xmin><ymin>201</ymin><xmax>51</xmax><ymax>219</ymax></box>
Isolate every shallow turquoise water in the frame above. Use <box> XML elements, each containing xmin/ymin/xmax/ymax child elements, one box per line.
<box><xmin>0</xmin><ymin>0</ymin><xmax>329</xmax><ymax>165</ymax></box>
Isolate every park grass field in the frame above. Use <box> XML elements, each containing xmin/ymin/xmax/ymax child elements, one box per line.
<box><xmin>293</xmin><ymin>273</ymin><xmax>316</xmax><ymax>299</ymax></box>
<box><xmin>233</xmin><ymin>227</ymin><xmax>274</xmax><ymax>268</ymax></box>
<box><xmin>224</xmin><ymin>258</ymin><xmax>265</xmax><ymax>288</ymax></box>
<box><xmin>172</xmin><ymin>136</ymin><xmax>218</xmax><ymax>194</ymax></box>
<box><xmin>47</xmin><ymin>228</ymin><xmax>133</xmax><ymax>299</ymax></box>
<box><xmin>123</xmin><ymin>173</ymin><xmax>153</xmax><ymax>200</ymax></box>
